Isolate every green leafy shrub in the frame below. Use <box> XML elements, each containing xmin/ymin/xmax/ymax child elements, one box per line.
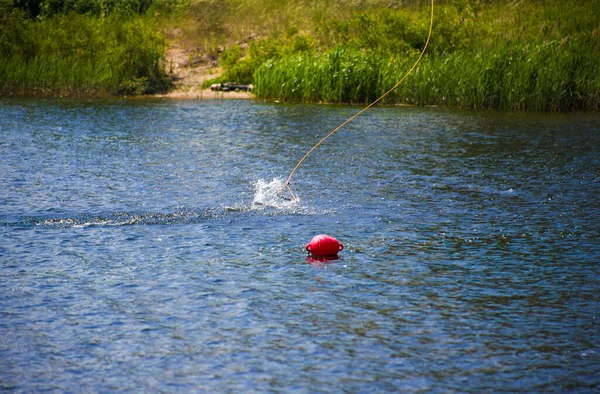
<box><xmin>0</xmin><ymin>10</ymin><xmax>169</xmax><ymax>96</ymax></box>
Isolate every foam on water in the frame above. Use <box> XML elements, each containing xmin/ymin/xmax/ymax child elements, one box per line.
<box><xmin>251</xmin><ymin>178</ymin><xmax>299</xmax><ymax>210</ymax></box>
<box><xmin>35</xmin><ymin>210</ymin><xmax>221</xmax><ymax>228</ymax></box>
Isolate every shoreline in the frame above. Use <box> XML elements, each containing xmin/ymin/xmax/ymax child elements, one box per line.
<box><xmin>154</xmin><ymin>88</ymin><xmax>254</xmax><ymax>100</ymax></box>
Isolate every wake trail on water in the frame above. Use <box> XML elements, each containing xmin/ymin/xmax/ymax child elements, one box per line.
<box><xmin>1</xmin><ymin>179</ymin><xmax>303</xmax><ymax>229</ymax></box>
<box><xmin>251</xmin><ymin>178</ymin><xmax>299</xmax><ymax>210</ymax></box>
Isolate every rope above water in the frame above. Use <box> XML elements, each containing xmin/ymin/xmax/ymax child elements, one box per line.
<box><xmin>278</xmin><ymin>0</ymin><xmax>435</xmax><ymax>200</ymax></box>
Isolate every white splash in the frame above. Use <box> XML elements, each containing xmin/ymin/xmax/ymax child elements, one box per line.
<box><xmin>251</xmin><ymin>178</ymin><xmax>299</xmax><ymax>210</ymax></box>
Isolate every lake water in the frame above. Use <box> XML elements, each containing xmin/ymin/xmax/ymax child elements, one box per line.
<box><xmin>1</xmin><ymin>98</ymin><xmax>599</xmax><ymax>392</ymax></box>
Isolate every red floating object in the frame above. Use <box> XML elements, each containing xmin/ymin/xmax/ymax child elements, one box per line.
<box><xmin>305</xmin><ymin>234</ymin><xmax>343</xmax><ymax>258</ymax></box>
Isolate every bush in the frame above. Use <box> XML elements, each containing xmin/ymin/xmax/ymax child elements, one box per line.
<box><xmin>0</xmin><ymin>10</ymin><xmax>169</xmax><ymax>96</ymax></box>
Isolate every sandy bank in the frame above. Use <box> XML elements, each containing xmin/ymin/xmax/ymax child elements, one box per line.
<box><xmin>158</xmin><ymin>46</ymin><xmax>254</xmax><ymax>100</ymax></box>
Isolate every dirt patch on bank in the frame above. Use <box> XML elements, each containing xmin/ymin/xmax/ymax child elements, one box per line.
<box><xmin>158</xmin><ymin>45</ymin><xmax>254</xmax><ymax>99</ymax></box>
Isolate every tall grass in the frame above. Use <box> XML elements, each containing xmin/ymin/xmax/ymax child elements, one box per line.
<box><xmin>253</xmin><ymin>0</ymin><xmax>600</xmax><ymax>111</ymax></box>
<box><xmin>397</xmin><ymin>41</ymin><xmax>599</xmax><ymax>111</ymax></box>
<box><xmin>255</xmin><ymin>40</ymin><xmax>600</xmax><ymax>111</ymax></box>
<box><xmin>0</xmin><ymin>10</ymin><xmax>169</xmax><ymax>97</ymax></box>
<box><xmin>254</xmin><ymin>48</ymin><xmax>406</xmax><ymax>103</ymax></box>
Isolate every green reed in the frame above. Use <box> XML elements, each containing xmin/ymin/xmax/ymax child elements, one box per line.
<box><xmin>255</xmin><ymin>39</ymin><xmax>599</xmax><ymax>111</ymax></box>
<box><xmin>253</xmin><ymin>0</ymin><xmax>600</xmax><ymax>111</ymax></box>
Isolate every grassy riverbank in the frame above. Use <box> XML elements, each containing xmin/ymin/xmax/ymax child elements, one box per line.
<box><xmin>1</xmin><ymin>0</ymin><xmax>599</xmax><ymax>110</ymax></box>
<box><xmin>249</xmin><ymin>0</ymin><xmax>600</xmax><ymax>111</ymax></box>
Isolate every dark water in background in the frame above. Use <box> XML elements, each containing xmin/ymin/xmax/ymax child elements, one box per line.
<box><xmin>1</xmin><ymin>98</ymin><xmax>599</xmax><ymax>392</ymax></box>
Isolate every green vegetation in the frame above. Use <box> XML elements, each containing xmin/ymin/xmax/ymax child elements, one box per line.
<box><xmin>1</xmin><ymin>0</ymin><xmax>599</xmax><ymax>110</ymax></box>
<box><xmin>249</xmin><ymin>0</ymin><xmax>600</xmax><ymax>111</ymax></box>
<box><xmin>0</xmin><ymin>0</ymin><xmax>169</xmax><ymax>96</ymax></box>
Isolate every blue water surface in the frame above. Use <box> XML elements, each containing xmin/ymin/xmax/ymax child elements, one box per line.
<box><xmin>1</xmin><ymin>98</ymin><xmax>599</xmax><ymax>392</ymax></box>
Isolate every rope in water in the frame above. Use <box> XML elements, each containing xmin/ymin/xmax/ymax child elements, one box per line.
<box><xmin>278</xmin><ymin>0</ymin><xmax>435</xmax><ymax>200</ymax></box>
